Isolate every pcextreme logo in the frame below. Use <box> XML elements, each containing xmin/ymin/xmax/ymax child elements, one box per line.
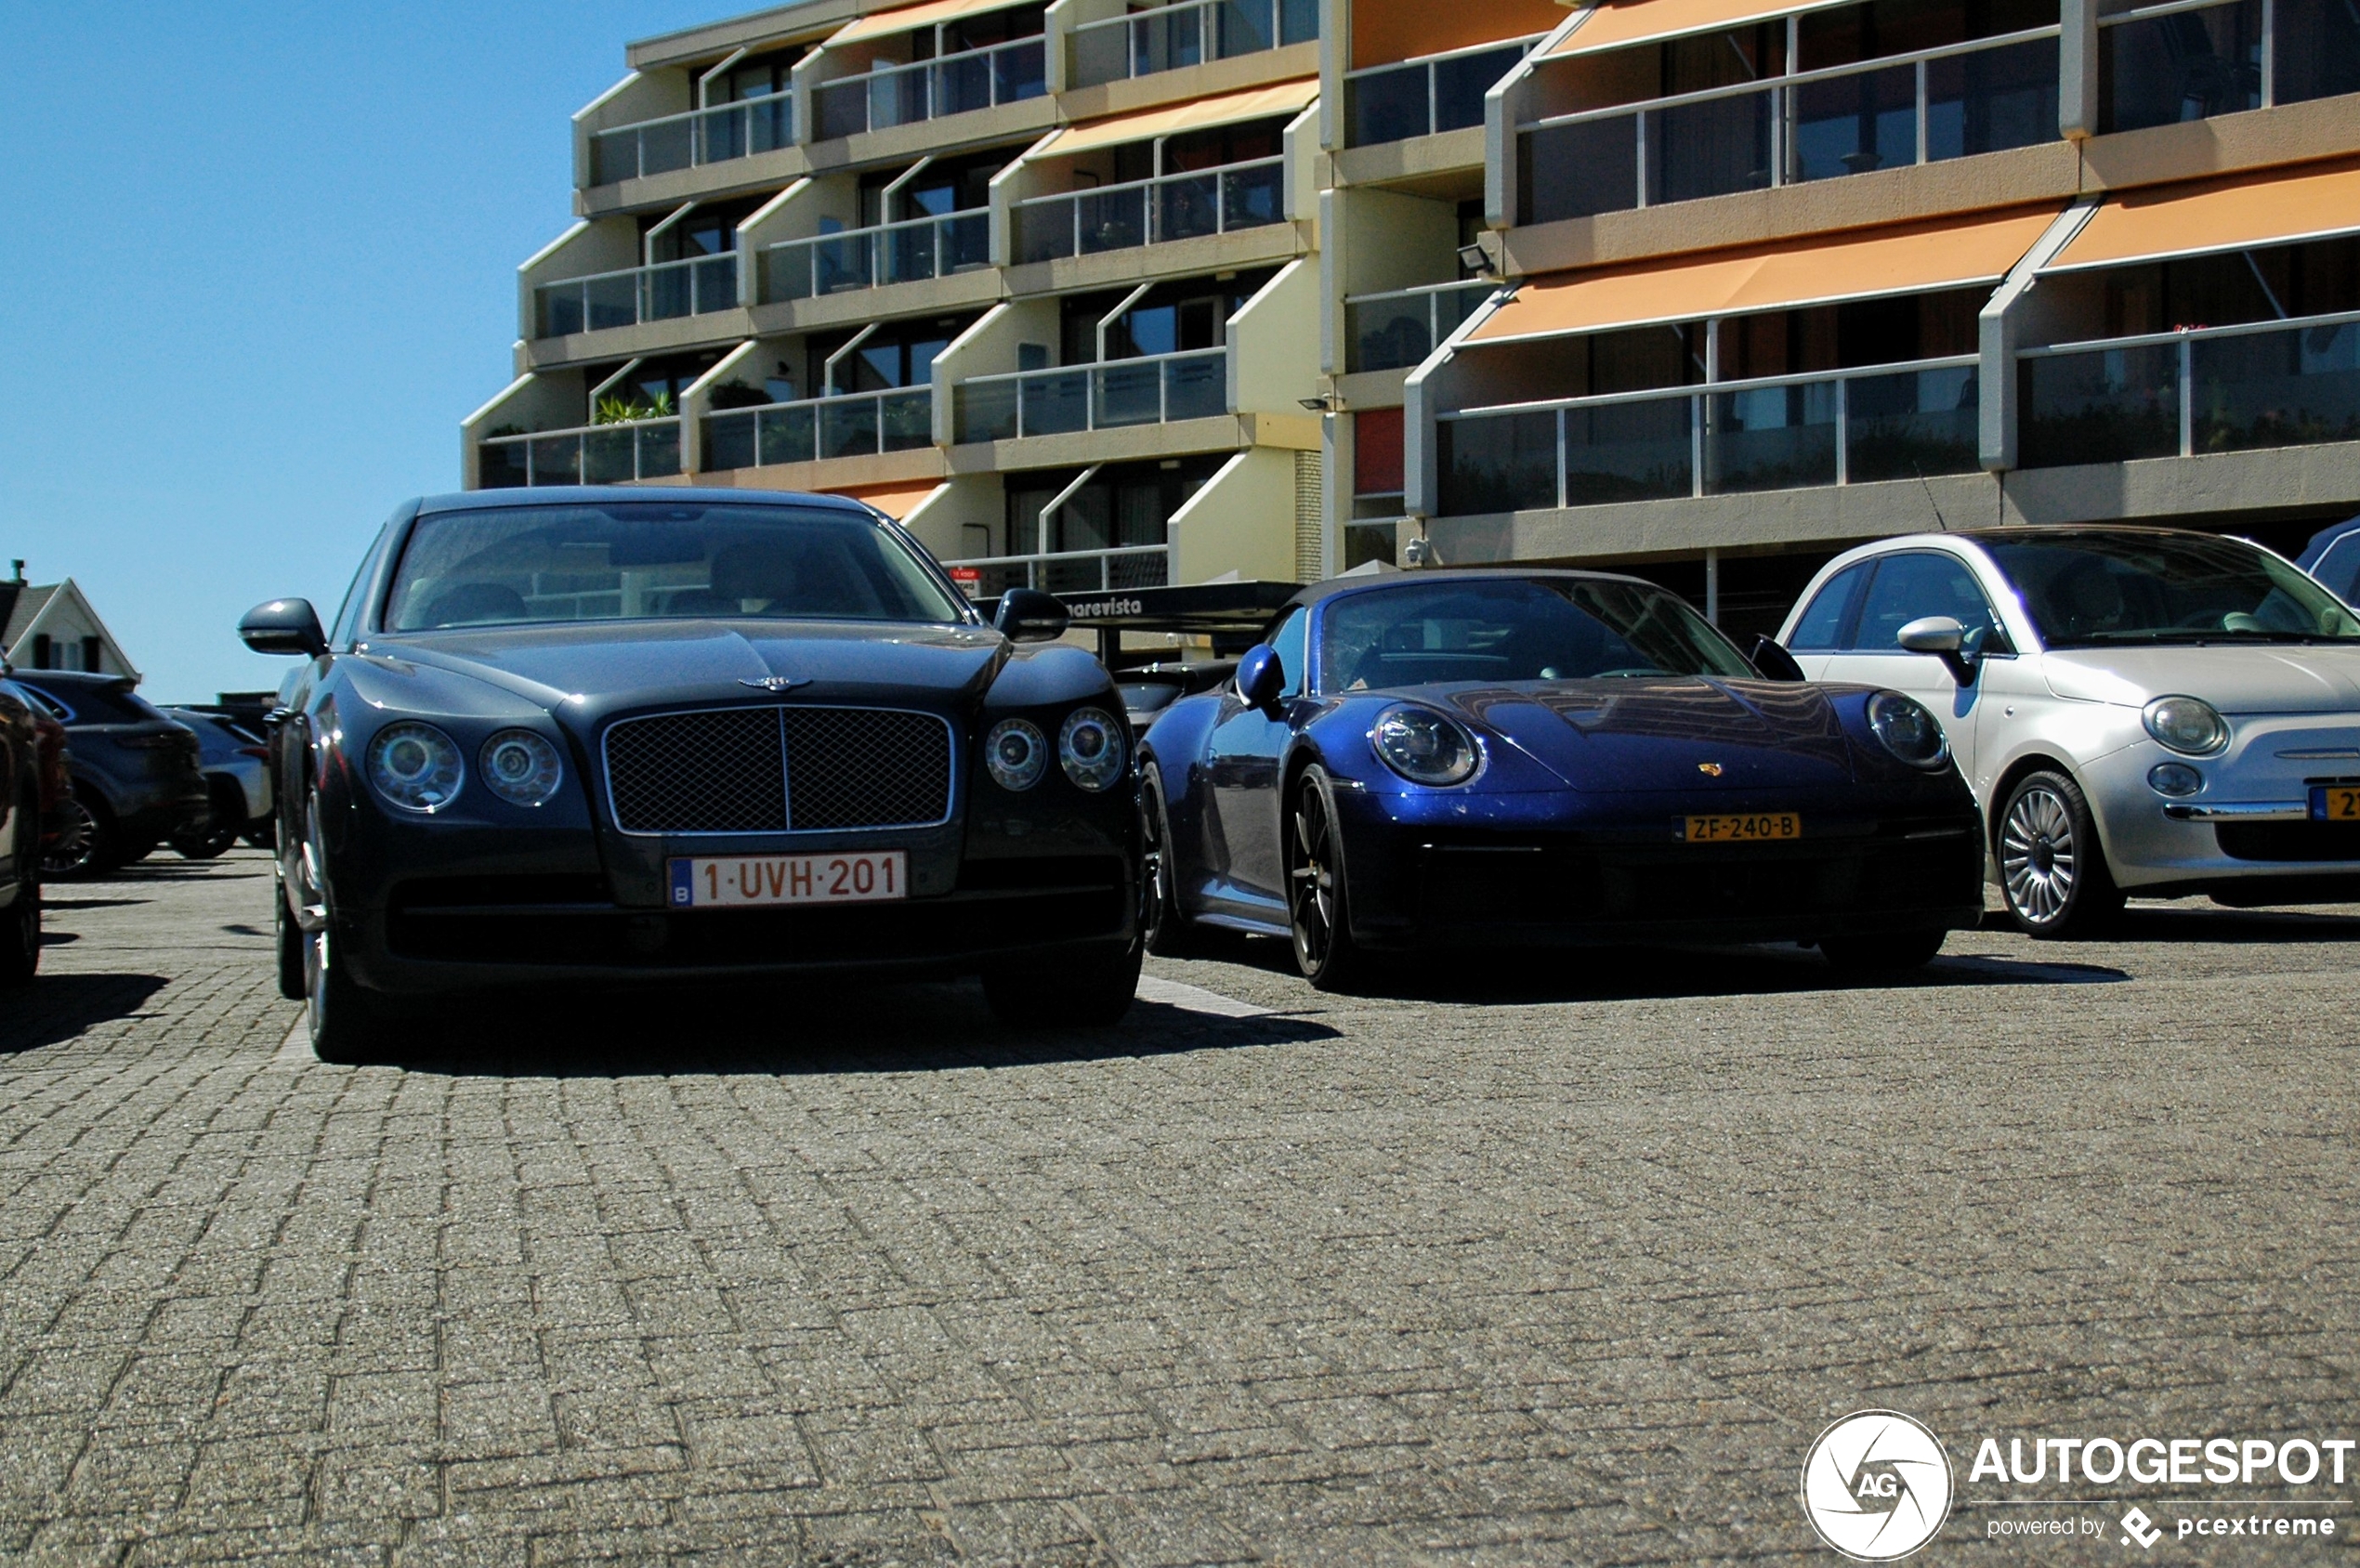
<box><xmin>1801</xmin><ymin>1411</ymin><xmax>1956</xmax><ymax>1561</ymax></box>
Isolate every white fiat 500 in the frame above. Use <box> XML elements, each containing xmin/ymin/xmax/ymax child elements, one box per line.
<box><xmin>1773</xmin><ymin>527</ymin><xmax>2360</xmax><ymax>936</ymax></box>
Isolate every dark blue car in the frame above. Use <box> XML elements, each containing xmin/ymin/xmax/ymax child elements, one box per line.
<box><xmin>1136</xmin><ymin>571</ymin><xmax>1986</xmax><ymax>989</ymax></box>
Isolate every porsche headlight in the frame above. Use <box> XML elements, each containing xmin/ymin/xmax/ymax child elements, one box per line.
<box><xmin>1371</xmin><ymin>705</ymin><xmax>1479</xmax><ymax>786</ymax></box>
<box><xmin>985</xmin><ymin>719</ymin><xmax>1048</xmax><ymax>792</ymax></box>
<box><xmin>1868</xmin><ymin>693</ymin><xmax>1949</xmax><ymax>770</ymax></box>
<box><xmin>480</xmin><ymin>729</ymin><xmax>565</xmax><ymax>808</ymax></box>
<box><xmin>367</xmin><ymin>722</ymin><xmax>464</xmax><ymax>813</ymax></box>
<box><xmin>1058</xmin><ymin>708</ymin><xmax>1126</xmax><ymax>793</ymax></box>
<box><xmin>2144</xmin><ymin>695</ymin><xmax>2230</xmax><ymax>756</ymax></box>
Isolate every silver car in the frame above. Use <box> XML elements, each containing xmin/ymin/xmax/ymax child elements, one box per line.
<box><xmin>1774</xmin><ymin>527</ymin><xmax>2360</xmax><ymax>936</ymax></box>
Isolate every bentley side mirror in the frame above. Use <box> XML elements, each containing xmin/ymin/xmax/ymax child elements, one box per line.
<box><xmin>240</xmin><ymin>599</ymin><xmax>328</xmax><ymax>660</ymax></box>
<box><xmin>994</xmin><ymin>587</ymin><xmax>1069</xmax><ymax>644</ymax></box>
<box><xmin>1898</xmin><ymin>616</ymin><xmax>1977</xmax><ymax>686</ymax></box>
<box><xmin>1236</xmin><ymin>646</ymin><xmax>1286</xmax><ymax>709</ymax></box>
<box><xmin>1748</xmin><ymin>636</ymin><xmax>1806</xmax><ymax>683</ymax></box>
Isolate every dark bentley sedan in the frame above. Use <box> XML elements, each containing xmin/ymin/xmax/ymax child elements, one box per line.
<box><xmin>242</xmin><ymin>489</ymin><xmax>1141</xmax><ymax>1062</ymax></box>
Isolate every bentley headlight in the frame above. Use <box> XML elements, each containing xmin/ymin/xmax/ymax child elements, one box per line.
<box><xmin>985</xmin><ymin>719</ymin><xmax>1048</xmax><ymax>792</ymax></box>
<box><xmin>367</xmin><ymin>722</ymin><xmax>464</xmax><ymax>813</ymax></box>
<box><xmin>2144</xmin><ymin>695</ymin><xmax>2229</xmax><ymax>756</ymax></box>
<box><xmin>480</xmin><ymin>729</ymin><xmax>564</xmax><ymax>808</ymax></box>
<box><xmin>1058</xmin><ymin>708</ymin><xmax>1126</xmax><ymax>793</ymax></box>
<box><xmin>1867</xmin><ymin>693</ymin><xmax>1949</xmax><ymax>770</ymax></box>
<box><xmin>1371</xmin><ymin>705</ymin><xmax>1479</xmax><ymax>786</ymax></box>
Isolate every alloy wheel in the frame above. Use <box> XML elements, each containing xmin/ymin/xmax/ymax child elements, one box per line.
<box><xmin>2000</xmin><ymin>785</ymin><xmax>2078</xmax><ymax>925</ymax></box>
<box><xmin>1288</xmin><ymin>784</ymin><xmax>1337</xmax><ymax>973</ymax></box>
<box><xmin>41</xmin><ymin>798</ymin><xmax>97</xmax><ymax>879</ymax></box>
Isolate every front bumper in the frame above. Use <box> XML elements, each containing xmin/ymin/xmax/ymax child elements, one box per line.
<box><xmin>2087</xmin><ymin>716</ymin><xmax>2360</xmax><ymax>897</ymax></box>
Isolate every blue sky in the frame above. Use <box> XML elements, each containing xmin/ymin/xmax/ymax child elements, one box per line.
<box><xmin>0</xmin><ymin>2</ymin><xmax>727</xmax><ymax>702</ymax></box>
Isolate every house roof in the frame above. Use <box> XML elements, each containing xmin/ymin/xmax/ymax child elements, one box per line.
<box><xmin>3</xmin><ymin>586</ymin><xmax>58</xmax><ymax>647</ymax></box>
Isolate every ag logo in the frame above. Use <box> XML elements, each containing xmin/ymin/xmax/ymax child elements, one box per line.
<box><xmin>1800</xmin><ymin>1410</ymin><xmax>1953</xmax><ymax>1561</ymax></box>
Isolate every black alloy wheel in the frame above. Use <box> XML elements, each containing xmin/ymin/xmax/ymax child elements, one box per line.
<box><xmin>1821</xmin><ymin>929</ymin><xmax>1949</xmax><ymax>973</ymax></box>
<box><xmin>42</xmin><ymin>793</ymin><xmax>105</xmax><ymax>880</ymax></box>
<box><xmin>1287</xmin><ymin>766</ymin><xmax>1364</xmax><ymax>992</ymax></box>
<box><xmin>1139</xmin><ymin>764</ymin><xmax>1197</xmax><ymax>958</ymax></box>
<box><xmin>1998</xmin><ymin>769</ymin><xmax>2123</xmax><ymax>939</ymax></box>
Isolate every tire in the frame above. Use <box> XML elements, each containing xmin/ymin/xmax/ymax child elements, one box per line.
<box><xmin>0</xmin><ymin>805</ymin><xmax>39</xmax><ymax>987</ymax></box>
<box><xmin>172</xmin><ymin>823</ymin><xmax>240</xmax><ymax>860</ymax></box>
<box><xmin>304</xmin><ymin>921</ymin><xmax>388</xmax><ymax>1065</ymax></box>
<box><xmin>1140</xmin><ymin>764</ymin><xmax>1199</xmax><ymax>958</ymax></box>
<box><xmin>43</xmin><ymin>792</ymin><xmax>107</xmax><ymax>880</ymax></box>
<box><xmin>1997</xmin><ymin>769</ymin><xmax>2124</xmax><ymax>939</ymax></box>
<box><xmin>1821</xmin><ymin>930</ymin><xmax>1948</xmax><ymax>973</ymax></box>
<box><xmin>274</xmin><ymin>873</ymin><xmax>306</xmax><ymax>1002</ymax></box>
<box><xmin>982</xmin><ymin>942</ymin><xmax>1143</xmax><ymax>1028</ymax></box>
<box><xmin>1286</xmin><ymin>766</ymin><xmax>1366</xmax><ymax>992</ymax></box>
<box><xmin>242</xmin><ymin>820</ymin><xmax>278</xmax><ymax>851</ymax></box>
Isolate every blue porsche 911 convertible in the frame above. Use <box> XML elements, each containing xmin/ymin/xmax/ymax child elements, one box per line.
<box><xmin>1136</xmin><ymin>571</ymin><xmax>1986</xmax><ymax>988</ymax></box>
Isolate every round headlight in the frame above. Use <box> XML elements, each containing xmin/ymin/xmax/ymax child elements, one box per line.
<box><xmin>480</xmin><ymin>729</ymin><xmax>565</xmax><ymax>808</ymax></box>
<box><xmin>985</xmin><ymin>719</ymin><xmax>1048</xmax><ymax>791</ymax></box>
<box><xmin>1059</xmin><ymin>708</ymin><xmax>1127</xmax><ymax>793</ymax></box>
<box><xmin>2144</xmin><ymin>695</ymin><xmax>2229</xmax><ymax>756</ymax></box>
<box><xmin>367</xmin><ymin>722</ymin><xmax>464</xmax><ymax>813</ymax></box>
<box><xmin>1371</xmin><ymin>705</ymin><xmax>1479</xmax><ymax>786</ymax></box>
<box><xmin>2148</xmin><ymin>762</ymin><xmax>2204</xmax><ymax>799</ymax></box>
<box><xmin>1867</xmin><ymin>692</ymin><xmax>1949</xmax><ymax>770</ymax></box>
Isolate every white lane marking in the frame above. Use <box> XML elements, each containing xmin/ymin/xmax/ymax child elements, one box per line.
<box><xmin>1135</xmin><ymin>976</ymin><xmax>1269</xmax><ymax>1019</ymax></box>
<box><xmin>273</xmin><ymin>1018</ymin><xmax>312</xmax><ymax>1066</ymax></box>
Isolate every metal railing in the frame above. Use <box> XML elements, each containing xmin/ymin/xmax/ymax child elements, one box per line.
<box><xmin>2019</xmin><ymin>310</ymin><xmax>2360</xmax><ymax>469</ymax></box>
<box><xmin>588</xmin><ymin>94</ymin><xmax>793</xmax><ymax>186</ymax></box>
<box><xmin>1344</xmin><ymin>33</ymin><xmax>1546</xmax><ymax>147</ymax></box>
<box><xmin>1014</xmin><ymin>157</ymin><xmax>1285</xmax><ymax>263</ymax></box>
<box><xmin>943</xmin><ymin>544</ymin><xmax>1173</xmax><ymax>595</ymax></box>
<box><xmin>761</xmin><ymin>211</ymin><xmax>991</xmax><ymax>302</ymax></box>
<box><xmin>1069</xmin><ymin>0</ymin><xmax>1318</xmax><ymax>87</ymax></box>
<box><xmin>812</xmin><ymin>35</ymin><xmax>1047</xmax><ymax>139</ymax></box>
<box><xmin>479</xmin><ymin>418</ymin><xmax>684</xmax><ymax>488</ymax></box>
<box><xmin>1344</xmin><ymin>280</ymin><xmax>1496</xmax><ymax>373</ymax></box>
<box><xmin>1436</xmin><ymin>357</ymin><xmax>1980</xmax><ymax>514</ymax></box>
<box><xmin>1516</xmin><ymin>26</ymin><xmax>2059</xmax><ymax>223</ymax></box>
<box><xmin>702</xmin><ymin>388</ymin><xmax>936</xmax><ymax>470</ymax></box>
<box><xmin>534</xmin><ymin>254</ymin><xmax>740</xmax><ymax>338</ymax></box>
<box><xmin>954</xmin><ymin>347</ymin><xmax>1228</xmax><ymax>442</ymax></box>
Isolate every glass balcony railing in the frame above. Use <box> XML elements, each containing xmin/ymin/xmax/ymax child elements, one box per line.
<box><xmin>942</xmin><ymin>544</ymin><xmax>1173</xmax><ymax>596</ymax></box>
<box><xmin>812</xmin><ymin>36</ymin><xmax>1047</xmax><ymax>139</ymax></box>
<box><xmin>534</xmin><ymin>255</ymin><xmax>740</xmax><ymax>338</ymax></box>
<box><xmin>2099</xmin><ymin>0</ymin><xmax>2262</xmax><ymax>133</ymax></box>
<box><xmin>587</xmin><ymin>95</ymin><xmax>793</xmax><ymax>186</ymax></box>
<box><xmin>701</xmin><ymin>388</ymin><xmax>935</xmax><ymax>471</ymax></box>
<box><xmin>1069</xmin><ymin>0</ymin><xmax>1318</xmax><ymax>87</ymax></box>
<box><xmin>1518</xmin><ymin>28</ymin><xmax>2059</xmax><ymax>224</ymax></box>
<box><xmin>1344</xmin><ymin>281</ymin><xmax>1495</xmax><ymax>373</ymax></box>
<box><xmin>954</xmin><ymin>348</ymin><xmax>1228</xmax><ymax>442</ymax></box>
<box><xmin>1436</xmin><ymin>358</ymin><xmax>1979</xmax><ymax>515</ymax></box>
<box><xmin>760</xmin><ymin>212</ymin><xmax>991</xmax><ymax>303</ymax></box>
<box><xmin>2020</xmin><ymin>311</ymin><xmax>2360</xmax><ymax>469</ymax></box>
<box><xmin>479</xmin><ymin>419</ymin><xmax>684</xmax><ymax>488</ymax></box>
<box><xmin>1345</xmin><ymin>34</ymin><xmax>1544</xmax><ymax>148</ymax></box>
<box><xmin>1014</xmin><ymin>158</ymin><xmax>1285</xmax><ymax>263</ymax></box>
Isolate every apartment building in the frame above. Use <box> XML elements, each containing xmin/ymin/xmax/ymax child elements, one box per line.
<box><xmin>468</xmin><ymin>0</ymin><xmax>2360</xmax><ymax>636</ymax></box>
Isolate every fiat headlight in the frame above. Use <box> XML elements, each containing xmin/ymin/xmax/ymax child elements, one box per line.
<box><xmin>480</xmin><ymin>729</ymin><xmax>565</xmax><ymax>808</ymax></box>
<box><xmin>2144</xmin><ymin>695</ymin><xmax>2229</xmax><ymax>756</ymax></box>
<box><xmin>1058</xmin><ymin>708</ymin><xmax>1126</xmax><ymax>793</ymax></box>
<box><xmin>1867</xmin><ymin>693</ymin><xmax>1949</xmax><ymax>770</ymax></box>
<box><xmin>367</xmin><ymin>722</ymin><xmax>464</xmax><ymax>813</ymax></box>
<box><xmin>985</xmin><ymin>719</ymin><xmax>1048</xmax><ymax>792</ymax></box>
<box><xmin>1371</xmin><ymin>705</ymin><xmax>1479</xmax><ymax>786</ymax></box>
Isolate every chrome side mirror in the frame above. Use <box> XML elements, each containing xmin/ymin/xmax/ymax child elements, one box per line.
<box><xmin>1898</xmin><ymin>615</ymin><xmax>1976</xmax><ymax>686</ymax></box>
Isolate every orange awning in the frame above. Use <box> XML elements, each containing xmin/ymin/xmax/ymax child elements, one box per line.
<box><xmin>830</xmin><ymin>481</ymin><xmax>946</xmax><ymax>520</ymax></box>
<box><xmin>1030</xmin><ymin>77</ymin><xmax>1319</xmax><ymax>159</ymax></box>
<box><xmin>1350</xmin><ymin>0</ymin><xmax>1569</xmax><ymax>72</ymax></box>
<box><xmin>832</xmin><ymin>0</ymin><xmax>1035</xmax><ymax>46</ymax></box>
<box><xmin>2046</xmin><ymin>157</ymin><xmax>2360</xmax><ymax>272</ymax></box>
<box><xmin>1547</xmin><ymin>0</ymin><xmax>1852</xmax><ymax>58</ymax></box>
<box><xmin>1468</xmin><ymin>207</ymin><xmax>2061</xmax><ymax>343</ymax></box>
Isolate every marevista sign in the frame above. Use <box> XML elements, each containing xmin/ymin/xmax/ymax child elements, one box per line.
<box><xmin>1800</xmin><ymin>1412</ymin><xmax>2351</xmax><ymax>1557</ymax></box>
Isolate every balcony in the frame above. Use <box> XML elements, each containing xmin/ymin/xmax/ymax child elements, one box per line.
<box><xmin>1069</xmin><ymin>0</ymin><xmax>1318</xmax><ymax>88</ymax></box>
<box><xmin>954</xmin><ymin>347</ymin><xmax>1227</xmax><ymax>441</ymax></box>
<box><xmin>1519</xmin><ymin>27</ymin><xmax>2059</xmax><ymax>224</ymax></box>
<box><xmin>1013</xmin><ymin>158</ymin><xmax>1284</xmax><ymax>262</ymax></box>
<box><xmin>759</xmin><ymin>211</ymin><xmax>991</xmax><ymax>303</ymax></box>
<box><xmin>1437</xmin><ymin>358</ymin><xmax>1979</xmax><ymax>513</ymax></box>
<box><xmin>812</xmin><ymin>36</ymin><xmax>1047</xmax><ymax>139</ymax></box>
<box><xmin>1346</xmin><ymin>34</ymin><xmax>1545</xmax><ymax>147</ymax></box>
<box><xmin>702</xmin><ymin>388</ymin><xmax>935</xmax><ymax>470</ymax></box>
<box><xmin>1344</xmin><ymin>281</ymin><xmax>1494</xmax><ymax>373</ymax></box>
<box><xmin>2020</xmin><ymin>311</ymin><xmax>2360</xmax><ymax>468</ymax></box>
<box><xmin>587</xmin><ymin>95</ymin><xmax>793</xmax><ymax>187</ymax></box>
<box><xmin>940</xmin><ymin>543</ymin><xmax>1173</xmax><ymax>595</ymax></box>
<box><xmin>534</xmin><ymin>255</ymin><xmax>739</xmax><ymax>338</ymax></box>
<box><xmin>479</xmin><ymin>418</ymin><xmax>684</xmax><ymax>488</ymax></box>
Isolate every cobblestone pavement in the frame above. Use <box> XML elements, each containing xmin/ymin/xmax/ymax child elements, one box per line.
<box><xmin>3</xmin><ymin>849</ymin><xmax>2355</xmax><ymax>1565</ymax></box>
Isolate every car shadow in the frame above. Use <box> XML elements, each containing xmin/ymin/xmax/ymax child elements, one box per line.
<box><xmin>36</xmin><ymin>897</ymin><xmax>151</xmax><ymax>912</ymax></box>
<box><xmin>2106</xmin><ymin>904</ymin><xmax>2360</xmax><ymax>944</ymax></box>
<box><xmin>0</xmin><ymin>974</ymin><xmax>170</xmax><ymax>1056</ymax></box>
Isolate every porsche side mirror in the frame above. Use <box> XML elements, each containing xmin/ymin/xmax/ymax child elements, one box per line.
<box><xmin>1898</xmin><ymin>616</ymin><xmax>1977</xmax><ymax>685</ymax></box>
<box><xmin>1236</xmin><ymin>646</ymin><xmax>1286</xmax><ymax>709</ymax></box>
<box><xmin>1748</xmin><ymin>636</ymin><xmax>1806</xmax><ymax>683</ymax></box>
<box><xmin>240</xmin><ymin>599</ymin><xmax>328</xmax><ymax>660</ymax></box>
<box><xmin>994</xmin><ymin>587</ymin><xmax>1068</xmax><ymax>644</ymax></box>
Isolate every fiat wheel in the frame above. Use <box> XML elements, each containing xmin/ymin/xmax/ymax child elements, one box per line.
<box><xmin>1287</xmin><ymin>766</ymin><xmax>1364</xmax><ymax>992</ymax></box>
<box><xmin>1998</xmin><ymin>769</ymin><xmax>2123</xmax><ymax>939</ymax></box>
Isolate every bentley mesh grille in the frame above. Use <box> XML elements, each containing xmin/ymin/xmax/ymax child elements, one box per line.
<box><xmin>603</xmin><ymin>706</ymin><xmax>952</xmax><ymax>835</ymax></box>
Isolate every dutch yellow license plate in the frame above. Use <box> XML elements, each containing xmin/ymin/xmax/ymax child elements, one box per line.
<box><xmin>2314</xmin><ymin>787</ymin><xmax>2360</xmax><ymax>821</ymax></box>
<box><xmin>1685</xmin><ymin>813</ymin><xmax>1803</xmax><ymax>843</ymax></box>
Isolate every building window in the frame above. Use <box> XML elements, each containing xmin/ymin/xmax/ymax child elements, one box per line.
<box><xmin>83</xmin><ymin>636</ymin><xmax>102</xmax><ymax>673</ymax></box>
<box><xmin>29</xmin><ymin>634</ymin><xmax>49</xmax><ymax>670</ymax></box>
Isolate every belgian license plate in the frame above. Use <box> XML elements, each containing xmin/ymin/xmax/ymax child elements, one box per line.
<box><xmin>669</xmin><ymin>851</ymin><xmax>908</xmax><ymax>909</ymax></box>
<box><xmin>2312</xmin><ymin>787</ymin><xmax>2360</xmax><ymax>821</ymax></box>
<box><xmin>1685</xmin><ymin>813</ymin><xmax>1803</xmax><ymax>843</ymax></box>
